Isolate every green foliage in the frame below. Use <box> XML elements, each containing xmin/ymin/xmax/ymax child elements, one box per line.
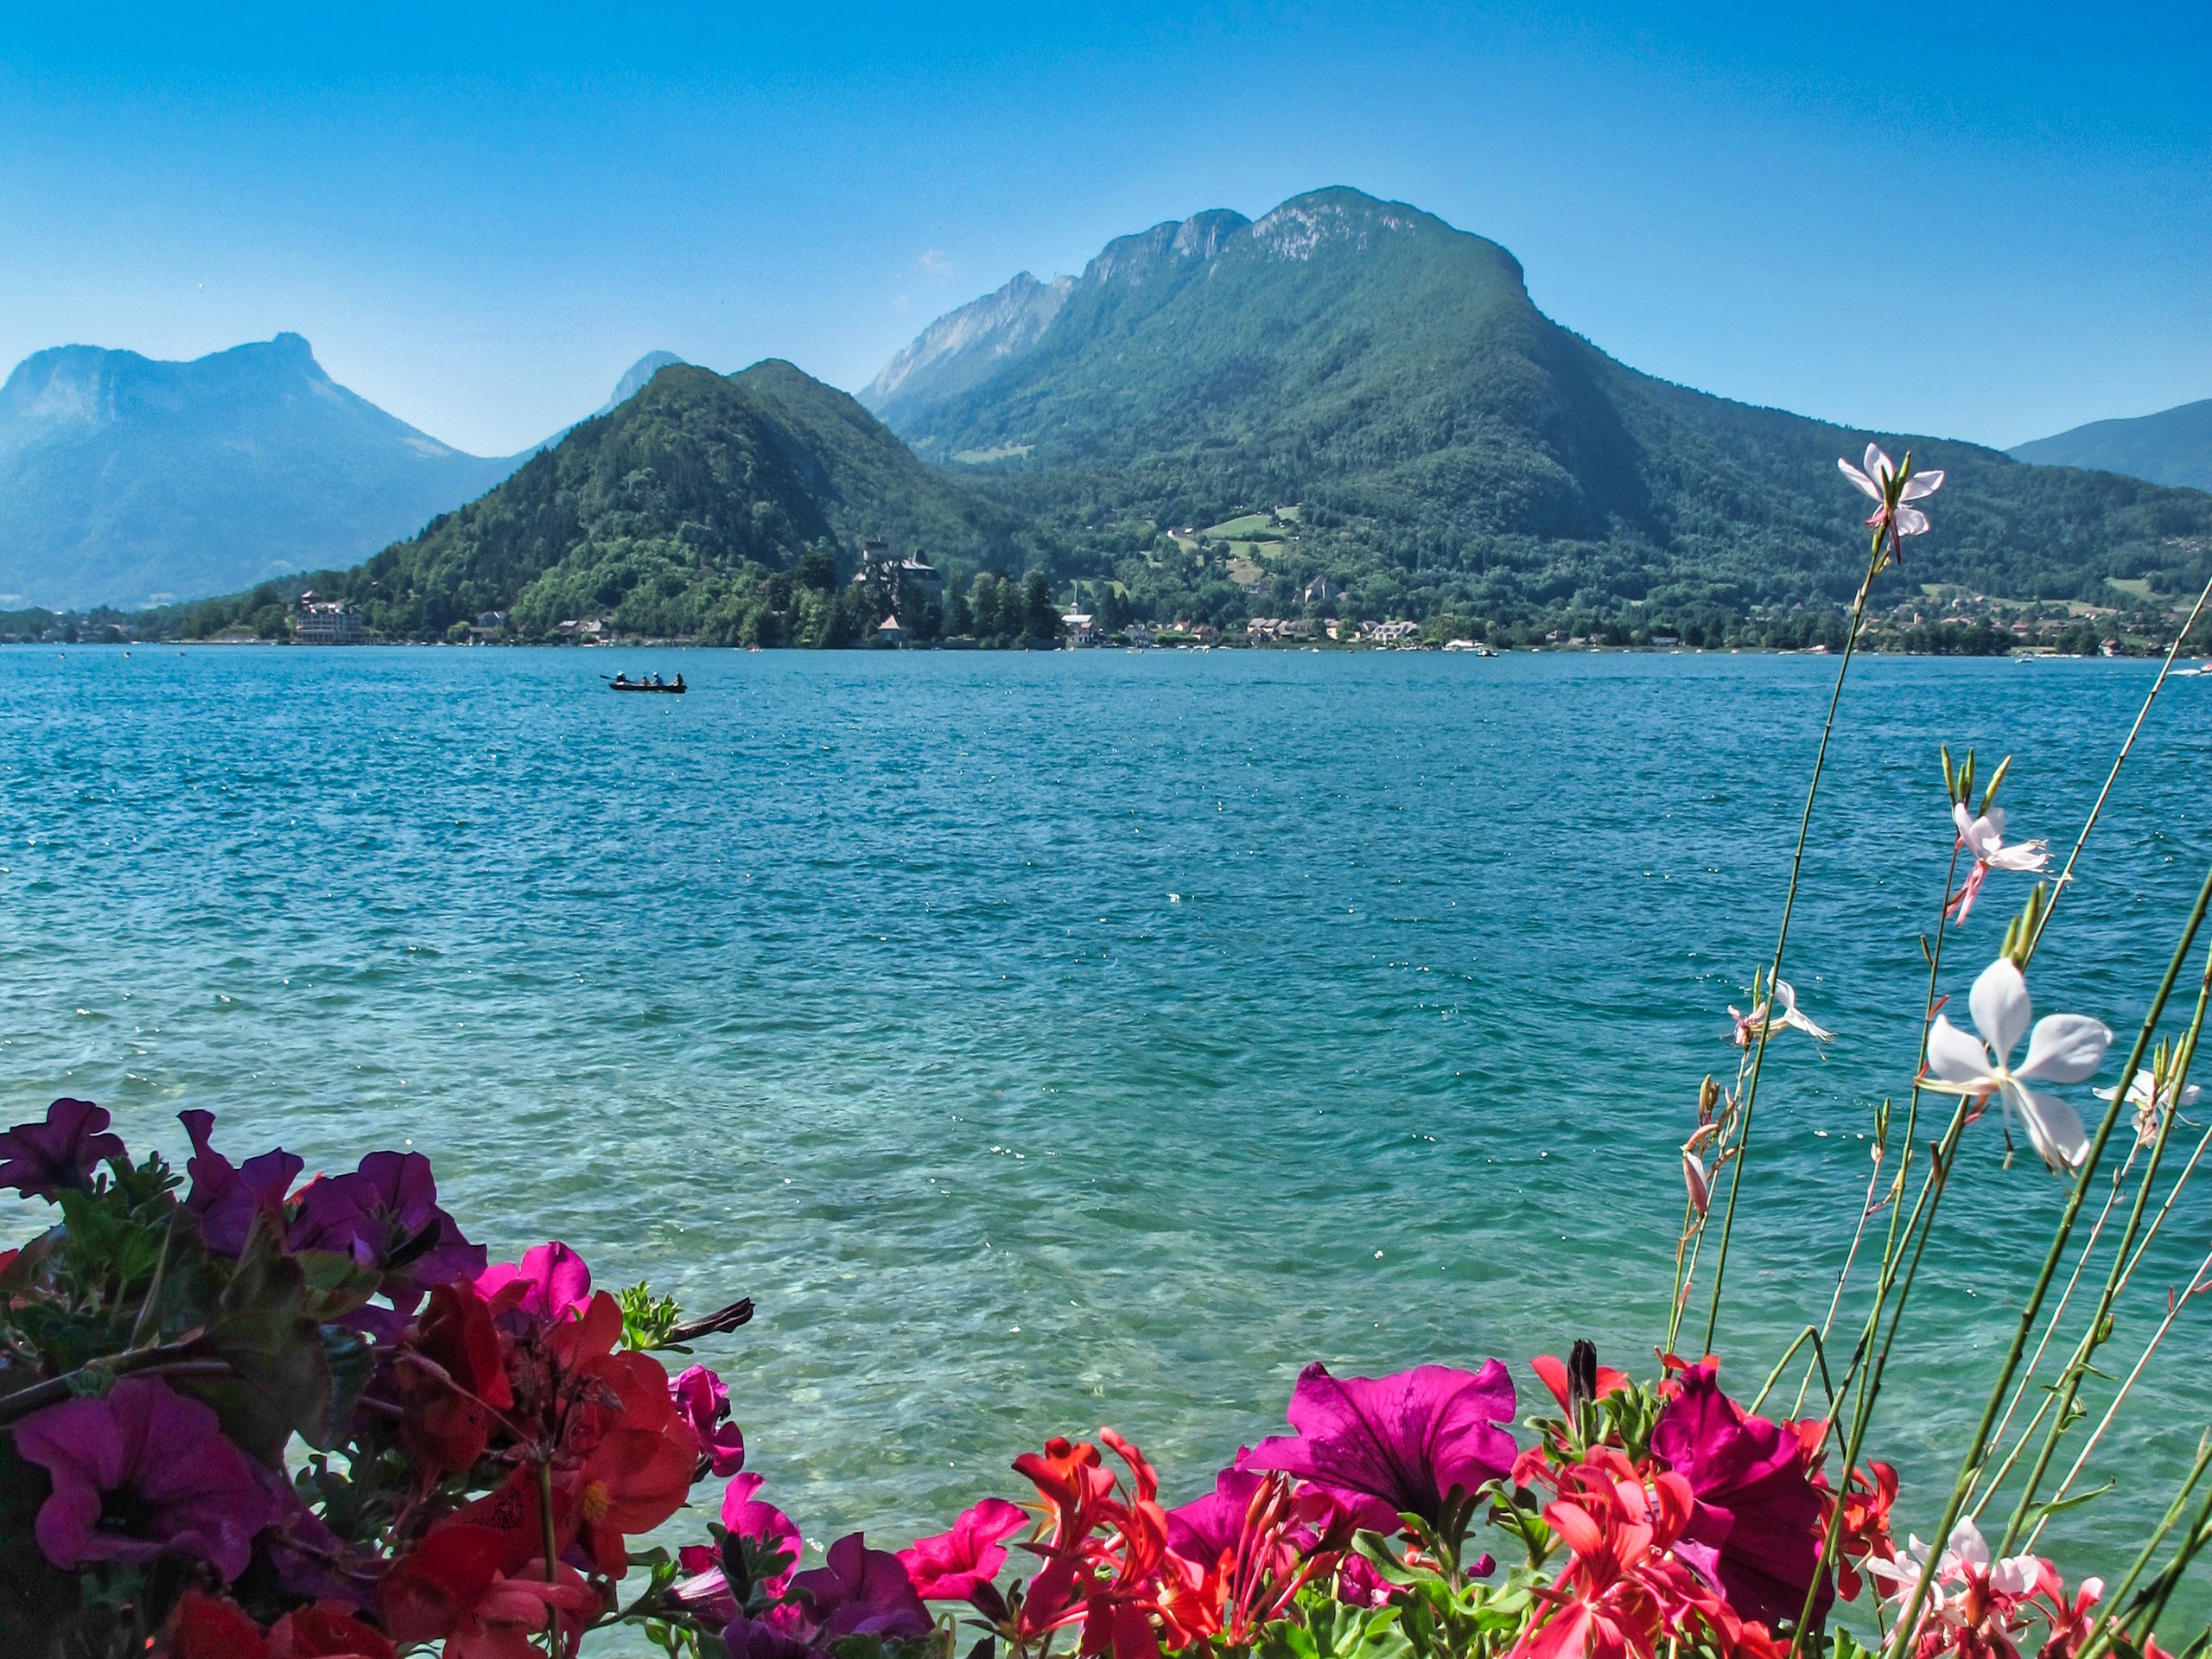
<box><xmin>620</xmin><ymin>1281</ymin><xmax>686</xmax><ymax>1351</ymax></box>
<box><xmin>200</xmin><ymin>362</ymin><xmax>1027</xmax><ymax>643</ymax></box>
<box><xmin>872</xmin><ymin>188</ymin><xmax>2212</xmax><ymax>635</ymax></box>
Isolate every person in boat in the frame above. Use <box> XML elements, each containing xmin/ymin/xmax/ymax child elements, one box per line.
<box><xmin>612</xmin><ymin>672</ymin><xmax>631</xmax><ymax>685</ymax></box>
<box><xmin>672</xmin><ymin>673</ymin><xmax>684</xmax><ymax>691</ymax></box>
<box><xmin>650</xmin><ymin>672</ymin><xmax>664</xmax><ymax>687</ymax></box>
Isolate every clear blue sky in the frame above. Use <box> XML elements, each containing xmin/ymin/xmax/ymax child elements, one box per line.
<box><xmin>3</xmin><ymin>2</ymin><xmax>2206</xmax><ymax>457</ymax></box>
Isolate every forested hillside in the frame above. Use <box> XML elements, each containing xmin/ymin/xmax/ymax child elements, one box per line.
<box><xmin>866</xmin><ymin>188</ymin><xmax>2212</xmax><ymax>639</ymax></box>
<box><xmin>213</xmin><ymin>360</ymin><xmax>1024</xmax><ymax>645</ymax></box>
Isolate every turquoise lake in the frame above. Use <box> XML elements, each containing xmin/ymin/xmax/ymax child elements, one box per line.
<box><xmin>3</xmin><ymin>645</ymin><xmax>2208</xmax><ymax>1613</ymax></box>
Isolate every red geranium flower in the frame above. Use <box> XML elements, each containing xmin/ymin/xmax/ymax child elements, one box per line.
<box><xmin>383</xmin><ymin>1522</ymin><xmax>601</xmax><ymax>1659</ymax></box>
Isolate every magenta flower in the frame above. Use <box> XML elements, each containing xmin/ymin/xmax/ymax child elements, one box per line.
<box><xmin>791</xmin><ymin>1534</ymin><xmax>933</xmax><ymax>1640</ymax></box>
<box><xmin>11</xmin><ymin>1377</ymin><xmax>280</xmax><ymax>1581</ymax></box>
<box><xmin>1166</xmin><ymin>1465</ymin><xmax>1266</xmax><ymax>1565</ymax></box>
<box><xmin>721</xmin><ymin>1473</ymin><xmax>804</xmax><ymax>1597</ymax></box>
<box><xmin>286</xmin><ymin>1150</ymin><xmax>486</xmax><ymax>1300</ymax></box>
<box><xmin>723</xmin><ymin>1613</ymin><xmax>816</xmax><ymax>1659</ymax></box>
<box><xmin>898</xmin><ymin>1497</ymin><xmax>1029</xmax><ymax>1601</ymax></box>
<box><xmin>179</xmin><ymin>1110</ymin><xmax>303</xmax><ymax>1256</ymax></box>
<box><xmin>1245</xmin><ymin>1361</ymin><xmax>1517</xmax><ymax>1528</ymax></box>
<box><xmin>476</xmin><ymin>1240</ymin><xmax>592</xmax><ymax>1324</ymax></box>
<box><xmin>1649</xmin><ymin>1359</ymin><xmax>1831</xmax><ymax>1628</ymax></box>
<box><xmin>671</xmin><ymin>1364</ymin><xmax>747</xmax><ymax>1478</ymax></box>
<box><xmin>0</xmin><ymin>1098</ymin><xmax>126</xmax><ymax>1199</ymax></box>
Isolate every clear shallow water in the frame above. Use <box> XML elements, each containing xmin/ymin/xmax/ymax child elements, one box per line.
<box><xmin>2</xmin><ymin>645</ymin><xmax>2209</xmax><ymax>1617</ymax></box>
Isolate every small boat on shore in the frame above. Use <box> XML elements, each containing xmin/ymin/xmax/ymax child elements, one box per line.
<box><xmin>605</xmin><ymin>673</ymin><xmax>686</xmax><ymax>694</ymax></box>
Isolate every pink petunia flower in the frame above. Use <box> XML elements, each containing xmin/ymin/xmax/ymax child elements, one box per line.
<box><xmin>1244</xmin><ymin>1361</ymin><xmax>1517</xmax><ymax>1528</ymax></box>
<box><xmin>898</xmin><ymin>1497</ymin><xmax>1029</xmax><ymax>1602</ymax></box>
<box><xmin>669</xmin><ymin>1363</ymin><xmax>747</xmax><ymax>1478</ymax></box>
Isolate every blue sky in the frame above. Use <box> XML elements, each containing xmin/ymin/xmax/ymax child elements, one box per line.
<box><xmin>3</xmin><ymin>2</ymin><xmax>2207</xmax><ymax>456</ymax></box>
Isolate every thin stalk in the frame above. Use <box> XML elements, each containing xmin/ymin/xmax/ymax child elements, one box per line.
<box><xmin>1703</xmin><ymin>535</ymin><xmax>1883</xmax><ymax>1350</ymax></box>
<box><xmin>2027</xmin><ymin>571</ymin><xmax>2212</xmax><ymax>959</ymax></box>
<box><xmin>1786</xmin><ymin>1104</ymin><xmax>1967</xmax><ymax>1656</ymax></box>
<box><xmin>1881</xmin><ymin>859</ymin><xmax>2212</xmax><ymax>1659</ymax></box>
<box><xmin>2030</xmin><ymin>1243</ymin><xmax>2212</xmax><ymax>1549</ymax></box>
<box><xmin>2074</xmin><ymin>1438</ymin><xmax>2212</xmax><ymax>1659</ymax></box>
<box><xmin>539</xmin><ymin>1456</ymin><xmax>561</xmax><ymax>1655</ymax></box>
<box><xmin>1993</xmin><ymin>948</ymin><xmax>2212</xmax><ymax>1549</ymax></box>
<box><xmin>2012</xmin><ymin>959</ymin><xmax>2212</xmax><ymax>1537</ymax></box>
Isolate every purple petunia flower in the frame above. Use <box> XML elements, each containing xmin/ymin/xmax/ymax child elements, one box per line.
<box><xmin>10</xmin><ymin>1376</ymin><xmax>281</xmax><ymax>1581</ymax></box>
<box><xmin>723</xmin><ymin>1613</ymin><xmax>817</xmax><ymax>1659</ymax></box>
<box><xmin>0</xmin><ymin>1098</ymin><xmax>126</xmax><ymax>1199</ymax></box>
<box><xmin>179</xmin><ymin>1109</ymin><xmax>302</xmax><ymax>1257</ymax></box>
<box><xmin>671</xmin><ymin>1364</ymin><xmax>747</xmax><ymax>1478</ymax></box>
<box><xmin>1650</xmin><ymin>1359</ymin><xmax>1832</xmax><ymax>1629</ymax></box>
<box><xmin>1244</xmin><ymin>1361</ymin><xmax>1517</xmax><ymax>1529</ymax></box>
<box><xmin>286</xmin><ymin>1150</ymin><xmax>486</xmax><ymax>1300</ymax></box>
<box><xmin>790</xmin><ymin>1534</ymin><xmax>933</xmax><ymax>1641</ymax></box>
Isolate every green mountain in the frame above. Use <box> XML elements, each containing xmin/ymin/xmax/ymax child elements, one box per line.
<box><xmin>863</xmin><ymin>188</ymin><xmax>2212</xmax><ymax>632</ymax></box>
<box><xmin>0</xmin><ymin>334</ymin><xmax>525</xmax><ymax>610</ymax></box>
<box><xmin>283</xmin><ymin>359</ymin><xmax>1022</xmax><ymax>643</ymax></box>
<box><xmin>2012</xmin><ymin>398</ymin><xmax>2212</xmax><ymax>493</ymax></box>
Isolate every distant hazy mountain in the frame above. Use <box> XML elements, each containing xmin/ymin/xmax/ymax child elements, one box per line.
<box><xmin>0</xmin><ymin>334</ymin><xmax>519</xmax><ymax>609</ymax></box>
<box><xmin>0</xmin><ymin>338</ymin><xmax>691</xmax><ymax>612</ymax></box>
<box><xmin>289</xmin><ymin>359</ymin><xmax>1020</xmax><ymax>640</ymax></box>
<box><xmin>2011</xmin><ymin>399</ymin><xmax>2212</xmax><ymax>493</ymax></box>
<box><xmin>865</xmin><ymin>188</ymin><xmax>2212</xmax><ymax>614</ymax></box>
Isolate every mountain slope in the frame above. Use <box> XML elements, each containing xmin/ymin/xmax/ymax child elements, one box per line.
<box><xmin>2012</xmin><ymin>399</ymin><xmax>2212</xmax><ymax>493</ymax></box>
<box><xmin>302</xmin><ymin>359</ymin><xmax>1021</xmax><ymax>640</ymax></box>
<box><xmin>0</xmin><ymin>334</ymin><xmax>522</xmax><ymax>609</ymax></box>
<box><xmin>867</xmin><ymin>188</ymin><xmax>2212</xmax><ymax>623</ymax></box>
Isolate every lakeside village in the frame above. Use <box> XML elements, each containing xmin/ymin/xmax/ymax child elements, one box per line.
<box><xmin>8</xmin><ymin>518</ymin><xmax>2210</xmax><ymax>657</ymax></box>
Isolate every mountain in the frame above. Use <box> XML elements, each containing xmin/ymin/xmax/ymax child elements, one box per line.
<box><xmin>0</xmin><ymin>334</ymin><xmax>524</xmax><ymax>610</ymax></box>
<box><xmin>863</xmin><ymin>188</ymin><xmax>2212</xmax><ymax>629</ymax></box>
<box><xmin>863</xmin><ymin>275</ymin><xmax>1074</xmax><ymax>432</ymax></box>
<box><xmin>283</xmin><ymin>359</ymin><xmax>1021</xmax><ymax>643</ymax></box>
<box><xmin>2012</xmin><ymin>399</ymin><xmax>2212</xmax><ymax>493</ymax></box>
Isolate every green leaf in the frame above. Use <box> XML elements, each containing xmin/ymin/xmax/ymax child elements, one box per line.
<box><xmin>189</xmin><ymin>1218</ymin><xmax>373</xmax><ymax>1458</ymax></box>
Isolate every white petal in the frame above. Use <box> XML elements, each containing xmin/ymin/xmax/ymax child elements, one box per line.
<box><xmin>1895</xmin><ymin>505</ymin><xmax>1932</xmax><ymax>536</ymax></box>
<box><xmin>2008</xmin><ymin>1083</ymin><xmax>2089</xmax><ymax>1173</ymax></box>
<box><xmin>1993</xmin><ymin>1556</ymin><xmax>2039</xmax><ymax>1596</ymax></box>
<box><xmin>1970</xmin><ymin>958</ymin><xmax>2031</xmax><ymax>1064</ymax></box>
<box><xmin>1839</xmin><ymin>458</ymin><xmax>1883</xmax><ymax>500</ymax></box>
<box><xmin>1961</xmin><ymin>814</ymin><xmax>2000</xmax><ymax>860</ymax></box>
<box><xmin>1984</xmin><ymin>805</ymin><xmax>2007</xmax><ymax>841</ymax></box>
<box><xmin>1925</xmin><ymin>1014</ymin><xmax>1996</xmax><ymax>1085</ymax></box>
<box><xmin>1989</xmin><ymin>842</ymin><xmax>2050</xmax><ymax>872</ymax></box>
<box><xmin>1946</xmin><ymin>1517</ymin><xmax>1989</xmax><ymax>1572</ymax></box>
<box><xmin>2018</xmin><ymin>1014</ymin><xmax>2112</xmax><ymax>1084</ymax></box>
<box><xmin>1952</xmin><ymin>801</ymin><xmax>1974</xmax><ymax>842</ymax></box>
<box><xmin>1901</xmin><ymin>469</ymin><xmax>1945</xmax><ymax>500</ymax></box>
<box><xmin>1866</xmin><ymin>442</ymin><xmax>1891</xmax><ymax>482</ymax></box>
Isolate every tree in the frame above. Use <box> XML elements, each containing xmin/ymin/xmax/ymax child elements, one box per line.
<box><xmin>1023</xmin><ymin>570</ymin><xmax>1061</xmax><ymax>640</ymax></box>
<box><xmin>795</xmin><ymin>549</ymin><xmax>836</xmax><ymax>593</ymax></box>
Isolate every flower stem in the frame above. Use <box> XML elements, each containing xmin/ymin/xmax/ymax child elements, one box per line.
<box><xmin>1701</xmin><ymin>531</ymin><xmax>1885</xmax><ymax>1351</ymax></box>
<box><xmin>1784</xmin><ymin>1100</ymin><xmax>1968</xmax><ymax>1656</ymax></box>
<box><xmin>1881</xmin><ymin>856</ymin><xmax>2212</xmax><ymax>1659</ymax></box>
<box><xmin>2027</xmin><ymin>570</ymin><xmax>2212</xmax><ymax>961</ymax></box>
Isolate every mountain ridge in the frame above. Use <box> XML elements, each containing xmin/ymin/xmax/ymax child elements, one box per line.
<box><xmin>860</xmin><ymin>186</ymin><xmax>2212</xmax><ymax>630</ymax></box>
<box><xmin>2011</xmin><ymin>398</ymin><xmax>2212</xmax><ymax>493</ymax></box>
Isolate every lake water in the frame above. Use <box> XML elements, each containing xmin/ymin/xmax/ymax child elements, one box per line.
<box><xmin>3</xmin><ymin>644</ymin><xmax>2209</xmax><ymax>1620</ymax></box>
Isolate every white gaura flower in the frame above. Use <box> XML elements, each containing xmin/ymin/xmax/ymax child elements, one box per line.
<box><xmin>2094</xmin><ymin>1065</ymin><xmax>2202</xmax><ymax>1149</ymax></box>
<box><xmin>1946</xmin><ymin>801</ymin><xmax>2051</xmax><ymax>925</ymax></box>
<box><xmin>1923</xmin><ymin>958</ymin><xmax>2112</xmax><ymax>1173</ymax></box>
<box><xmin>1839</xmin><ymin>442</ymin><xmax>1945</xmax><ymax>541</ymax></box>
<box><xmin>1727</xmin><ymin>978</ymin><xmax>1834</xmax><ymax>1047</ymax></box>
